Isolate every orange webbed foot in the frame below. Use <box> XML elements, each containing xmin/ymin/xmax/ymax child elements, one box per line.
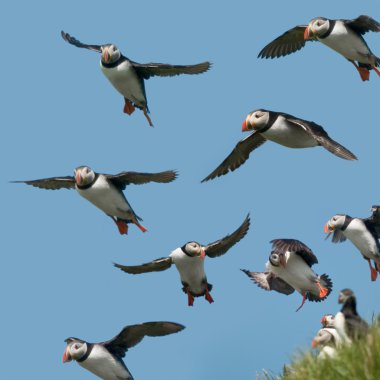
<box><xmin>372</xmin><ymin>65</ymin><xmax>380</xmax><ymax>77</ymax></box>
<box><xmin>367</xmin><ymin>259</ymin><xmax>378</xmax><ymax>281</ymax></box>
<box><xmin>143</xmin><ymin>108</ymin><xmax>154</xmax><ymax>127</ymax></box>
<box><xmin>134</xmin><ymin>221</ymin><xmax>147</xmax><ymax>233</ymax></box>
<box><xmin>123</xmin><ymin>99</ymin><xmax>135</xmax><ymax>115</ymax></box>
<box><xmin>187</xmin><ymin>289</ymin><xmax>194</xmax><ymax>307</ymax></box>
<box><xmin>357</xmin><ymin>67</ymin><xmax>370</xmax><ymax>81</ymax></box>
<box><xmin>205</xmin><ymin>288</ymin><xmax>214</xmax><ymax>304</ymax></box>
<box><xmin>317</xmin><ymin>281</ymin><xmax>328</xmax><ymax>298</ymax></box>
<box><xmin>116</xmin><ymin>220</ymin><xmax>128</xmax><ymax>235</ymax></box>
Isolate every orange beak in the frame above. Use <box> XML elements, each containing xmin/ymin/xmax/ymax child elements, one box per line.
<box><xmin>304</xmin><ymin>25</ymin><xmax>310</xmax><ymax>40</ymax></box>
<box><xmin>200</xmin><ymin>248</ymin><xmax>206</xmax><ymax>260</ymax></box>
<box><xmin>242</xmin><ymin>119</ymin><xmax>248</xmax><ymax>132</ymax></box>
<box><xmin>62</xmin><ymin>348</ymin><xmax>70</xmax><ymax>363</ymax></box>
<box><xmin>324</xmin><ymin>223</ymin><xmax>332</xmax><ymax>234</ymax></box>
<box><xmin>321</xmin><ymin>316</ymin><xmax>326</xmax><ymax>326</ymax></box>
<box><xmin>75</xmin><ymin>170</ymin><xmax>82</xmax><ymax>185</ymax></box>
<box><xmin>311</xmin><ymin>339</ymin><xmax>317</xmax><ymax>349</ymax></box>
<box><xmin>102</xmin><ymin>48</ymin><xmax>110</xmax><ymax>63</ymax></box>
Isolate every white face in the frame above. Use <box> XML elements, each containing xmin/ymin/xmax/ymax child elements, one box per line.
<box><xmin>309</xmin><ymin>18</ymin><xmax>329</xmax><ymax>37</ymax></box>
<box><xmin>183</xmin><ymin>242</ymin><xmax>204</xmax><ymax>257</ymax></box>
<box><xmin>244</xmin><ymin>110</ymin><xmax>270</xmax><ymax>131</ymax></box>
<box><xmin>101</xmin><ymin>44</ymin><xmax>121</xmax><ymax>64</ymax></box>
<box><xmin>65</xmin><ymin>341</ymin><xmax>87</xmax><ymax>361</ymax></box>
<box><xmin>326</xmin><ymin>214</ymin><xmax>346</xmax><ymax>231</ymax></box>
<box><xmin>269</xmin><ymin>252</ymin><xmax>281</xmax><ymax>267</ymax></box>
<box><xmin>74</xmin><ymin>166</ymin><xmax>95</xmax><ymax>186</ymax></box>
<box><xmin>321</xmin><ymin>314</ymin><xmax>334</xmax><ymax>328</ymax></box>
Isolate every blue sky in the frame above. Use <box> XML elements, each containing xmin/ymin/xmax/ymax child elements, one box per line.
<box><xmin>2</xmin><ymin>0</ymin><xmax>380</xmax><ymax>379</ymax></box>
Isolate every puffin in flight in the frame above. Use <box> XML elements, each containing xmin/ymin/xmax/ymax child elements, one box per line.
<box><xmin>61</xmin><ymin>31</ymin><xmax>211</xmax><ymax>126</ymax></box>
<box><xmin>114</xmin><ymin>214</ymin><xmax>250</xmax><ymax>306</ymax></box>
<box><xmin>258</xmin><ymin>15</ymin><xmax>380</xmax><ymax>81</ymax></box>
<box><xmin>202</xmin><ymin>109</ymin><xmax>356</xmax><ymax>182</ymax></box>
<box><xmin>324</xmin><ymin>206</ymin><xmax>380</xmax><ymax>281</ymax></box>
<box><xmin>242</xmin><ymin>239</ymin><xmax>333</xmax><ymax>311</ymax></box>
<box><xmin>63</xmin><ymin>321</ymin><xmax>184</xmax><ymax>380</ymax></box>
<box><xmin>13</xmin><ymin>166</ymin><xmax>177</xmax><ymax>235</ymax></box>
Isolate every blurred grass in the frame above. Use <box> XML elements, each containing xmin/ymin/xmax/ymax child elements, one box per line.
<box><xmin>257</xmin><ymin>321</ymin><xmax>380</xmax><ymax>380</ymax></box>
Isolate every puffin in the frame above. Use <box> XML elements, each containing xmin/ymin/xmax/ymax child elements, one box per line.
<box><xmin>321</xmin><ymin>314</ymin><xmax>335</xmax><ymax>328</ymax></box>
<box><xmin>258</xmin><ymin>15</ymin><xmax>380</xmax><ymax>81</ymax></box>
<box><xmin>63</xmin><ymin>321</ymin><xmax>184</xmax><ymax>380</ymax></box>
<box><xmin>324</xmin><ymin>208</ymin><xmax>380</xmax><ymax>281</ymax></box>
<box><xmin>114</xmin><ymin>214</ymin><xmax>250</xmax><ymax>306</ymax></box>
<box><xmin>242</xmin><ymin>239</ymin><xmax>333</xmax><ymax>311</ymax></box>
<box><xmin>61</xmin><ymin>31</ymin><xmax>211</xmax><ymax>126</ymax></box>
<box><xmin>13</xmin><ymin>166</ymin><xmax>177</xmax><ymax>235</ymax></box>
<box><xmin>202</xmin><ymin>109</ymin><xmax>357</xmax><ymax>182</ymax></box>
<box><xmin>311</xmin><ymin>328</ymin><xmax>343</xmax><ymax>359</ymax></box>
<box><xmin>334</xmin><ymin>288</ymin><xmax>369</xmax><ymax>342</ymax></box>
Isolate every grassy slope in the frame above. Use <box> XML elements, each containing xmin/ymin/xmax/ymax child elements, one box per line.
<box><xmin>259</xmin><ymin>323</ymin><xmax>380</xmax><ymax>380</ymax></box>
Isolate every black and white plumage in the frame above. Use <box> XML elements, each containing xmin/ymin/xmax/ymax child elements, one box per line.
<box><xmin>61</xmin><ymin>31</ymin><xmax>211</xmax><ymax>126</ymax></box>
<box><xmin>311</xmin><ymin>327</ymin><xmax>343</xmax><ymax>359</ymax></box>
<box><xmin>258</xmin><ymin>16</ymin><xmax>380</xmax><ymax>81</ymax></box>
<box><xmin>13</xmin><ymin>166</ymin><xmax>177</xmax><ymax>235</ymax></box>
<box><xmin>325</xmin><ymin>209</ymin><xmax>380</xmax><ymax>281</ymax></box>
<box><xmin>334</xmin><ymin>289</ymin><xmax>369</xmax><ymax>342</ymax></box>
<box><xmin>114</xmin><ymin>215</ymin><xmax>250</xmax><ymax>306</ymax></box>
<box><xmin>63</xmin><ymin>321</ymin><xmax>185</xmax><ymax>380</ymax></box>
<box><xmin>242</xmin><ymin>239</ymin><xmax>333</xmax><ymax>311</ymax></box>
<box><xmin>202</xmin><ymin>109</ymin><xmax>357</xmax><ymax>182</ymax></box>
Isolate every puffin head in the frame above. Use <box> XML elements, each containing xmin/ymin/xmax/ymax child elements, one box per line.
<box><xmin>63</xmin><ymin>338</ymin><xmax>87</xmax><ymax>363</ymax></box>
<box><xmin>74</xmin><ymin>166</ymin><xmax>95</xmax><ymax>187</ymax></box>
<box><xmin>338</xmin><ymin>288</ymin><xmax>354</xmax><ymax>304</ymax></box>
<box><xmin>181</xmin><ymin>241</ymin><xmax>205</xmax><ymax>259</ymax></box>
<box><xmin>101</xmin><ymin>44</ymin><xmax>121</xmax><ymax>64</ymax></box>
<box><xmin>242</xmin><ymin>109</ymin><xmax>270</xmax><ymax>132</ymax></box>
<box><xmin>304</xmin><ymin>17</ymin><xmax>329</xmax><ymax>40</ymax></box>
<box><xmin>324</xmin><ymin>214</ymin><xmax>346</xmax><ymax>233</ymax></box>
<box><xmin>311</xmin><ymin>329</ymin><xmax>334</xmax><ymax>348</ymax></box>
<box><xmin>321</xmin><ymin>314</ymin><xmax>335</xmax><ymax>328</ymax></box>
<box><xmin>269</xmin><ymin>251</ymin><xmax>286</xmax><ymax>267</ymax></box>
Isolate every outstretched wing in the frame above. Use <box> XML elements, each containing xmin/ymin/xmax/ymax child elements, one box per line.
<box><xmin>61</xmin><ymin>31</ymin><xmax>103</xmax><ymax>53</ymax></box>
<box><xmin>201</xmin><ymin>133</ymin><xmax>267</xmax><ymax>182</ymax></box>
<box><xmin>345</xmin><ymin>15</ymin><xmax>380</xmax><ymax>35</ymax></box>
<box><xmin>131</xmin><ymin>61</ymin><xmax>211</xmax><ymax>79</ymax></box>
<box><xmin>11</xmin><ymin>176</ymin><xmax>75</xmax><ymax>190</ymax></box>
<box><xmin>282</xmin><ymin>114</ymin><xmax>357</xmax><ymax>161</ymax></box>
<box><xmin>241</xmin><ymin>270</ymin><xmax>295</xmax><ymax>295</ymax></box>
<box><xmin>203</xmin><ymin>214</ymin><xmax>250</xmax><ymax>258</ymax></box>
<box><xmin>258</xmin><ymin>25</ymin><xmax>315</xmax><ymax>59</ymax></box>
<box><xmin>101</xmin><ymin>322</ymin><xmax>185</xmax><ymax>359</ymax></box>
<box><xmin>106</xmin><ymin>170</ymin><xmax>177</xmax><ymax>190</ymax></box>
<box><xmin>113</xmin><ymin>257</ymin><xmax>172</xmax><ymax>274</ymax></box>
<box><xmin>271</xmin><ymin>239</ymin><xmax>318</xmax><ymax>267</ymax></box>
<box><xmin>364</xmin><ymin>206</ymin><xmax>380</xmax><ymax>237</ymax></box>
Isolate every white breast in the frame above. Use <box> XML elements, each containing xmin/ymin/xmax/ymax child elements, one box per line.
<box><xmin>343</xmin><ymin>219</ymin><xmax>379</xmax><ymax>260</ymax></box>
<box><xmin>76</xmin><ymin>175</ymin><xmax>134</xmax><ymax>219</ymax></box>
<box><xmin>169</xmin><ymin>248</ymin><xmax>207</xmax><ymax>294</ymax></box>
<box><xmin>261</xmin><ymin>116</ymin><xmax>317</xmax><ymax>148</ymax></box>
<box><xmin>78</xmin><ymin>345</ymin><xmax>132</xmax><ymax>380</ymax></box>
<box><xmin>320</xmin><ymin>21</ymin><xmax>372</xmax><ymax>63</ymax></box>
<box><xmin>318</xmin><ymin>345</ymin><xmax>337</xmax><ymax>360</ymax></box>
<box><xmin>100</xmin><ymin>60</ymin><xmax>146</xmax><ymax>106</ymax></box>
<box><xmin>267</xmin><ymin>252</ymin><xmax>318</xmax><ymax>295</ymax></box>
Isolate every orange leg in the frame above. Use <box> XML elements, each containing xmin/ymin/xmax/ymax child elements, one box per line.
<box><xmin>204</xmin><ymin>288</ymin><xmax>214</xmax><ymax>304</ymax></box>
<box><xmin>316</xmin><ymin>280</ymin><xmax>328</xmax><ymax>298</ymax></box>
<box><xmin>372</xmin><ymin>65</ymin><xmax>380</xmax><ymax>77</ymax></box>
<box><xmin>295</xmin><ymin>292</ymin><xmax>307</xmax><ymax>312</ymax></box>
<box><xmin>143</xmin><ymin>107</ymin><xmax>154</xmax><ymax>127</ymax></box>
<box><xmin>115</xmin><ymin>219</ymin><xmax>128</xmax><ymax>235</ymax></box>
<box><xmin>187</xmin><ymin>289</ymin><xmax>194</xmax><ymax>307</ymax></box>
<box><xmin>367</xmin><ymin>259</ymin><xmax>378</xmax><ymax>281</ymax></box>
<box><xmin>123</xmin><ymin>98</ymin><xmax>135</xmax><ymax>115</ymax></box>
<box><xmin>134</xmin><ymin>220</ymin><xmax>147</xmax><ymax>233</ymax></box>
<box><xmin>375</xmin><ymin>258</ymin><xmax>380</xmax><ymax>273</ymax></box>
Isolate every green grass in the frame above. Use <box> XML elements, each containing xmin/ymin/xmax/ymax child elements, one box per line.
<box><xmin>257</xmin><ymin>322</ymin><xmax>380</xmax><ymax>380</ymax></box>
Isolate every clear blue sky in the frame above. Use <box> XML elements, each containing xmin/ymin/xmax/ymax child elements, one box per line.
<box><xmin>2</xmin><ymin>1</ymin><xmax>380</xmax><ymax>379</ymax></box>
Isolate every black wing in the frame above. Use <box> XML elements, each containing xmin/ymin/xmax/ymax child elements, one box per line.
<box><xmin>345</xmin><ymin>15</ymin><xmax>380</xmax><ymax>35</ymax></box>
<box><xmin>271</xmin><ymin>239</ymin><xmax>318</xmax><ymax>267</ymax></box>
<box><xmin>106</xmin><ymin>170</ymin><xmax>177</xmax><ymax>191</ymax></box>
<box><xmin>61</xmin><ymin>31</ymin><xmax>103</xmax><ymax>53</ymax></box>
<box><xmin>201</xmin><ymin>132</ymin><xmax>267</xmax><ymax>182</ymax></box>
<box><xmin>114</xmin><ymin>257</ymin><xmax>172</xmax><ymax>274</ymax></box>
<box><xmin>258</xmin><ymin>25</ymin><xmax>316</xmax><ymax>59</ymax></box>
<box><xmin>204</xmin><ymin>214</ymin><xmax>250</xmax><ymax>258</ymax></box>
<box><xmin>283</xmin><ymin>115</ymin><xmax>357</xmax><ymax>161</ymax></box>
<box><xmin>364</xmin><ymin>206</ymin><xmax>380</xmax><ymax>237</ymax></box>
<box><xmin>131</xmin><ymin>61</ymin><xmax>211</xmax><ymax>80</ymax></box>
<box><xmin>241</xmin><ymin>270</ymin><xmax>295</xmax><ymax>295</ymax></box>
<box><xmin>101</xmin><ymin>322</ymin><xmax>185</xmax><ymax>359</ymax></box>
<box><xmin>11</xmin><ymin>176</ymin><xmax>75</xmax><ymax>190</ymax></box>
